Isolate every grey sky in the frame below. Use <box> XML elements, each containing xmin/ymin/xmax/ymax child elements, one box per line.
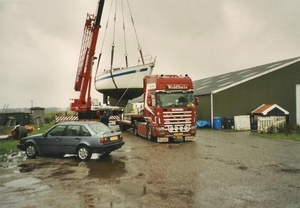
<box><xmin>1</xmin><ymin>0</ymin><xmax>300</xmax><ymax>109</ymax></box>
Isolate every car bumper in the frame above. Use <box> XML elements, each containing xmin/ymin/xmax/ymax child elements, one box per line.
<box><xmin>91</xmin><ymin>141</ymin><xmax>125</xmax><ymax>154</ymax></box>
<box><xmin>17</xmin><ymin>144</ymin><xmax>26</xmax><ymax>151</ymax></box>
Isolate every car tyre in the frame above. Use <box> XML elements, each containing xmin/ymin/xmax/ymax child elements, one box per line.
<box><xmin>77</xmin><ymin>145</ymin><xmax>92</xmax><ymax>161</ymax></box>
<box><xmin>25</xmin><ymin>143</ymin><xmax>37</xmax><ymax>158</ymax></box>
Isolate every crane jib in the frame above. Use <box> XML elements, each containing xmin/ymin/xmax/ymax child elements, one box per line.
<box><xmin>95</xmin><ymin>0</ymin><xmax>105</xmax><ymax>26</ymax></box>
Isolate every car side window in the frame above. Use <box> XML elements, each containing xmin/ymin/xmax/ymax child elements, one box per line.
<box><xmin>48</xmin><ymin>125</ymin><xmax>66</xmax><ymax>136</ymax></box>
<box><xmin>81</xmin><ymin>126</ymin><xmax>91</xmax><ymax>136</ymax></box>
<box><xmin>66</xmin><ymin>125</ymin><xmax>80</xmax><ymax>136</ymax></box>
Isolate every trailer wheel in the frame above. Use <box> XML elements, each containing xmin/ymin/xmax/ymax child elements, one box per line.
<box><xmin>133</xmin><ymin>126</ymin><xmax>138</xmax><ymax>135</ymax></box>
<box><xmin>147</xmin><ymin>124</ymin><xmax>153</xmax><ymax>141</ymax></box>
<box><xmin>133</xmin><ymin>120</ymin><xmax>138</xmax><ymax>136</ymax></box>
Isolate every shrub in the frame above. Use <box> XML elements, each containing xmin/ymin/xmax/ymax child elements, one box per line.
<box><xmin>266</xmin><ymin>125</ymin><xmax>276</xmax><ymax>134</ymax></box>
<box><xmin>277</xmin><ymin>124</ymin><xmax>292</xmax><ymax>135</ymax></box>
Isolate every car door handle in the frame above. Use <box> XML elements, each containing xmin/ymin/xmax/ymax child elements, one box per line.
<box><xmin>56</xmin><ymin>138</ymin><xmax>61</xmax><ymax>141</ymax></box>
<box><xmin>75</xmin><ymin>138</ymin><xmax>81</xmax><ymax>141</ymax></box>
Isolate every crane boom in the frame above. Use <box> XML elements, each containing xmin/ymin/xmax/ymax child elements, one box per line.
<box><xmin>71</xmin><ymin>0</ymin><xmax>105</xmax><ymax>114</ymax></box>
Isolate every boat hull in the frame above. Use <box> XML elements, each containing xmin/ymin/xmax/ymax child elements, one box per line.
<box><xmin>94</xmin><ymin>63</ymin><xmax>154</xmax><ymax>104</ymax></box>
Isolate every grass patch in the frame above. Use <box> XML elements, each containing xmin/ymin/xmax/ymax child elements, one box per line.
<box><xmin>253</xmin><ymin>132</ymin><xmax>300</xmax><ymax>142</ymax></box>
<box><xmin>0</xmin><ymin>123</ymin><xmax>55</xmax><ymax>156</ymax></box>
<box><xmin>0</xmin><ymin>140</ymin><xmax>19</xmax><ymax>155</ymax></box>
<box><xmin>253</xmin><ymin>124</ymin><xmax>300</xmax><ymax>142</ymax></box>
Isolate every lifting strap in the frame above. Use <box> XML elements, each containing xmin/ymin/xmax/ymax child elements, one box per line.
<box><xmin>95</xmin><ymin>0</ymin><xmax>146</xmax><ymax>107</ymax></box>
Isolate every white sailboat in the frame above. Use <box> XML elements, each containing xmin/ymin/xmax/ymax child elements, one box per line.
<box><xmin>94</xmin><ymin>59</ymin><xmax>155</xmax><ymax>101</ymax></box>
<box><xmin>95</xmin><ymin>60</ymin><xmax>155</xmax><ymax>92</ymax></box>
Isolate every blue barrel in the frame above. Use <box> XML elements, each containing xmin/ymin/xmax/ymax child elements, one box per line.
<box><xmin>213</xmin><ymin>117</ymin><xmax>222</xmax><ymax>130</ymax></box>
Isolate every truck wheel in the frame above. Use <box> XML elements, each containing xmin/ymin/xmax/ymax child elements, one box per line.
<box><xmin>147</xmin><ymin>124</ymin><xmax>153</xmax><ymax>141</ymax></box>
<box><xmin>119</xmin><ymin>123</ymin><xmax>127</xmax><ymax>131</ymax></box>
<box><xmin>77</xmin><ymin>145</ymin><xmax>92</xmax><ymax>161</ymax></box>
<box><xmin>25</xmin><ymin>143</ymin><xmax>37</xmax><ymax>158</ymax></box>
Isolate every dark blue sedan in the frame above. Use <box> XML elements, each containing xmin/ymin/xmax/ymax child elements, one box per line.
<box><xmin>17</xmin><ymin>121</ymin><xmax>124</xmax><ymax>160</ymax></box>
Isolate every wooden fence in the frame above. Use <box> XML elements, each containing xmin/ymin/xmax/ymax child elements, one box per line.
<box><xmin>257</xmin><ymin>116</ymin><xmax>286</xmax><ymax>132</ymax></box>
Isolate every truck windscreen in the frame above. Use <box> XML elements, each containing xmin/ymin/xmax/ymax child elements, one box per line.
<box><xmin>156</xmin><ymin>92</ymin><xmax>194</xmax><ymax>107</ymax></box>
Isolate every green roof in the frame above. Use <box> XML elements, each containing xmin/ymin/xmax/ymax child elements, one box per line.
<box><xmin>193</xmin><ymin>56</ymin><xmax>300</xmax><ymax>95</ymax></box>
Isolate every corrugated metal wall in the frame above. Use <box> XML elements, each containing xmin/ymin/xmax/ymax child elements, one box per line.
<box><xmin>195</xmin><ymin>62</ymin><xmax>300</xmax><ymax>124</ymax></box>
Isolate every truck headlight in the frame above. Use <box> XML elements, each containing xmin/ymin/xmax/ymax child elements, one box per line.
<box><xmin>155</xmin><ymin>127</ymin><xmax>165</xmax><ymax>133</ymax></box>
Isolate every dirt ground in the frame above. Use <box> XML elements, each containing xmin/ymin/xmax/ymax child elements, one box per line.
<box><xmin>1</xmin><ymin>128</ymin><xmax>300</xmax><ymax>208</ymax></box>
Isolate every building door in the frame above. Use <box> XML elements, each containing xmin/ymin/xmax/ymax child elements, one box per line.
<box><xmin>296</xmin><ymin>85</ymin><xmax>300</xmax><ymax>124</ymax></box>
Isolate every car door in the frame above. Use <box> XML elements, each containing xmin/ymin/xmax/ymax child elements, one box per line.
<box><xmin>38</xmin><ymin>125</ymin><xmax>66</xmax><ymax>155</ymax></box>
<box><xmin>60</xmin><ymin>125</ymin><xmax>82</xmax><ymax>154</ymax></box>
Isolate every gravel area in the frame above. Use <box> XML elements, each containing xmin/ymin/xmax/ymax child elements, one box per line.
<box><xmin>0</xmin><ymin>129</ymin><xmax>299</xmax><ymax>207</ymax></box>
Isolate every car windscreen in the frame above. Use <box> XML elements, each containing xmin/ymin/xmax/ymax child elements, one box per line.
<box><xmin>88</xmin><ymin>122</ymin><xmax>111</xmax><ymax>134</ymax></box>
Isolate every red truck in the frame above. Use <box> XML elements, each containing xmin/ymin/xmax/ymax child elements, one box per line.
<box><xmin>117</xmin><ymin>74</ymin><xmax>199</xmax><ymax>142</ymax></box>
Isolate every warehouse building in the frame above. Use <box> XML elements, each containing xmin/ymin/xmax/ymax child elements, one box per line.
<box><xmin>194</xmin><ymin>56</ymin><xmax>300</xmax><ymax>127</ymax></box>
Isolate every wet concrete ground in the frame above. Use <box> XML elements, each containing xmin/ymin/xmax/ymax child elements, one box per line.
<box><xmin>1</xmin><ymin>128</ymin><xmax>300</xmax><ymax>207</ymax></box>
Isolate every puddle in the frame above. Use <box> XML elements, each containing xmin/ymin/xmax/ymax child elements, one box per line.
<box><xmin>4</xmin><ymin>177</ymin><xmax>41</xmax><ymax>188</ymax></box>
<box><xmin>114</xmin><ymin>181</ymin><xmax>145</xmax><ymax>196</ymax></box>
<box><xmin>85</xmin><ymin>157</ymin><xmax>126</xmax><ymax>179</ymax></box>
<box><xmin>17</xmin><ymin>161</ymin><xmax>55</xmax><ymax>173</ymax></box>
<box><xmin>50</xmin><ymin>169</ymin><xmax>76</xmax><ymax>177</ymax></box>
<box><xmin>109</xmin><ymin>181</ymin><xmax>145</xmax><ymax>207</ymax></box>
<box><xmin>0</xmin><ymin>151</ymin><xmax>26</xmax><ymax>168</ymax></box>
<box><xmin>281</xmin><ymin>168</ymin><xmax>300</xmax><ymax>173</ymax></box>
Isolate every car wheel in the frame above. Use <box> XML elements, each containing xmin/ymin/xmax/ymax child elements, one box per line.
<box><xmin>77</xmin><ymin>145</ymin><xmax>92</xmax><ymax>161</ymax></box>
<box><xmin>25</xmin><ymin>143</ymin><xmax>37</xmax><ymax>158</ymax></box>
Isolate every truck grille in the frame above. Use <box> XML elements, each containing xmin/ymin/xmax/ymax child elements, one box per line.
<box><xmin>163</xmin><ymin>110</ymin><xmax>192</xmax><ymax>133</ymax></box>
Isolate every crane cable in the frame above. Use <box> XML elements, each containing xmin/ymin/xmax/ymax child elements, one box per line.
<box><xmin>126</xmin><ymin>0</ymin><xmax>144</xmax><ymax>65</ymax></box>
<box><xmin>95</xmin><ymin>0</ymin><xmax>113</xmax><ymax>77</ymax></box>
<box><xmin>94</xmin><ymin>0</ymin><xmax>144</xmax><ymax>107</ymax></box>
<box><xmin>109</xmin><ymin>0</ymin><xmax>118</xmax><ymax>89</ymax></box>
<box><xmin>111</xmin><ymin>0</ymin><xmax>143</xmax><ymax>107</ymax></box>
<box><xmin>114</xmin><ymin>66</ymin><xmax>140</xmax><ymax>106</ymax></box>
<box><xmin>122</xmin><ymin>0</ymin><xmax>128</xmax><ymax>67</ymax></box>
<box><xmin>114</xmin><ymin>0</ymin><xmax>143</xmax><ymax>106</ymax></box>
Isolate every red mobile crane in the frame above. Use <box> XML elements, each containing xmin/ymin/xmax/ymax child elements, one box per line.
<box><xmin>70</xmin><ymin>0</ymin><xmax>105</xmax><ymax>119</ymax></box>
